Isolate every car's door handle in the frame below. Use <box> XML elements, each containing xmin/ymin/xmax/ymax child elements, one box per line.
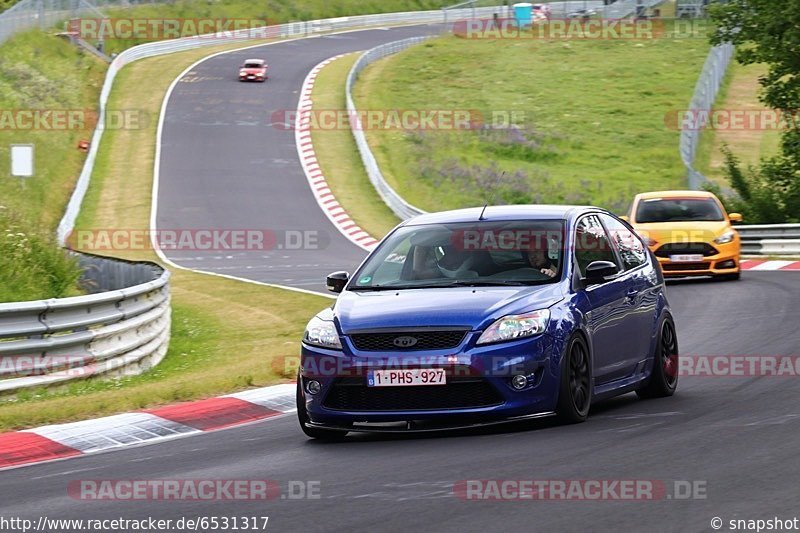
<box><xmin>625</xmin><ymin>288</ymin><xmax>639</xmax><ymax>301</ymax></box>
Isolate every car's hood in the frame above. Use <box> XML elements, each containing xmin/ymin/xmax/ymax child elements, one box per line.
<box><xmin>241</xmin><ymin>67</ymin><xmax>266</xmax><ymax>73</ymax></box>
<box><xmin>632</xmin><ymin>220</ymin><xmax>731</xmax><ymax>244</ymax></box>
<box><xmin>333</xmin><ymin>284</ymin><xmax>566</xmax><ymax>332</ymax></box>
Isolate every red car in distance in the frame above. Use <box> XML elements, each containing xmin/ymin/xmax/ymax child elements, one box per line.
<box><xmin>238</xmin><ymin>59</ymin><xmax>268</xmax><ymax>82</ymax></box>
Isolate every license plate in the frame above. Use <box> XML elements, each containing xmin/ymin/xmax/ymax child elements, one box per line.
<box><xmin>368</xmin><ymin>369</ymin><xmax>446</xmax><ymax>387</ymax></box>
<box><xmin>670</xmin><ymin>254</ymin><xmax>703</xmax><ymax>262</ymax></box>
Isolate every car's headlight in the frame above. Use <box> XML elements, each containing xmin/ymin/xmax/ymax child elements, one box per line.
<box><xmin>303</xmin><ymin>315</ymin><xmax>342</xmax><ymax>349</ymax></box>
<box><xmin>714</xmin><ymin>230</ymin><xmax>736</xmax><ymax>245</ymax></box>
<box><xmin>477</xmin><ymin>310</ymin><xmax>550</xmax><ymax>345</ymax></box>
<box><xmin>239</xmin><ymin>70</ymin><xmax>247</xmax><ymax>75</ymax></box>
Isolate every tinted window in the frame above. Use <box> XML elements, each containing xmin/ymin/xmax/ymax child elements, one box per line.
<box><xmin>351</xmin><ymin>220</ymin><xmax>565</xmax><ymax>290</ymax></box>
<box><xmin>574</xmin><ymin>215</ymin><xmax>618</xmax><ymax>277</ymax></box>
<box><xmin>600</xmin><ymin>214</ymin><xmax>647</xmax><ymax>270</ymax></box>
<box><xmin>636</xmin><ymin>198</ymin><xmax>723</xmax><ymax>223</ymax></box>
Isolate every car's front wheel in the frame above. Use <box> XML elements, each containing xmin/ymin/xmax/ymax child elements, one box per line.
<box><xmin>296</xmin><ymin>378</ymin><xmax>348</xmax><ymax>441</ymax></box>
<box><xmin>636</xmin><ymin>316</ymin><xmax>679</xmax><ymax>399</ymax></box>
<box><xmin>556</xmin><ymin>334</ymin><xmax>592</xmax><ymax>423</ymax></box>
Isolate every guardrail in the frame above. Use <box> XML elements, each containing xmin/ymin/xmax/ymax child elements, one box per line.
<box><xmin>0</xmin><ymin>253</ymin><xmax>170</xmax><ymax>395</ymax></box>
<box><xmin>346</xmin><ymin>36</ymin><xmax>431</xmax><ymax>220</ymax></box>
<box><xmin>680</xmin><ymin>42</ymin><xmax>735</xmax><ymax>189</ymax></box>
<box><xmin>737</xmin><ymin>224</ymin><xmax>800</xmax><ymax>256</ymax></box>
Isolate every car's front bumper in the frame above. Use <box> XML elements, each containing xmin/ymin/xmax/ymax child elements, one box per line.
<box><xmin>299</xmin><ymin>332</ymin><xmax>564</xmax><ymax>429</ymax></box>
<box><xmin>653</xmin><ymin>240</ymin><xmax>740</xmax><ymax>277</ymax></box>
<box><xmin>304</xmin><ymin>410</ymin><xmax>556</xmax><ymax>433</ymax></box>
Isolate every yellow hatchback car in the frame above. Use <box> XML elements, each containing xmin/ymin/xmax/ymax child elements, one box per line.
<box><xmin>625</xmin><ymin>191</ymin><xmax>742</xmax><ymax>280</ymax></box>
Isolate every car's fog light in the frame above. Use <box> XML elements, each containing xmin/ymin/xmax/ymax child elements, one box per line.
<box><xmin>511</xmin><ymin>374</ymin><xmax>528</xmax><ymax>390</ymax></box>
<box><xmin>306</xmin><ymin>380</ymin><xmax>321</xmax><ymax>395</ymax></box>
<box><xmin>717</xmin><ymin>260</ymin><xmax>736</xmax><ymax>269</ymax></box>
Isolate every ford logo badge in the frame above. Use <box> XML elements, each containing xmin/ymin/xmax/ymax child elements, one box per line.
<box><xmin>393</xmin><ymin>336</ymin><xmax>418</xmax><ymax>348</ymax></box>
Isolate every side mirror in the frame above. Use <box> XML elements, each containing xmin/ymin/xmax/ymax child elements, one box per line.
<box><xmin>584</xmin><ymin>261</ymin><xmax>619</xmax><ymax>285</ymax></box>
<box><xmin>729</xmin><ymin>212</ymin><xmax>743</xmax><ymax>224</ymax></box>
<box><xmin>326</xmin><ymin>271</ymin><xmax>349</xmax><ymax>293</ymax></box>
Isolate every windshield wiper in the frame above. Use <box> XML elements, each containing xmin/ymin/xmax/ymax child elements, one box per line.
<box><xmin>350</xmin><ymin>280</ymin><xmax>536</xmax><ymax>291</ymax></box>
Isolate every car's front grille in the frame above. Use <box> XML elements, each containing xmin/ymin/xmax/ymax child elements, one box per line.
<box><xmin>322</xmin><ymin>377</ymin><xmax>503</xmax><ymax>411</ymax></box>
<box><xmin>662</xmin><ymin>262</ymin><xmax>710</xmax><ymax>272</ymax></box>
<box><xmin>349</xmin><ymin>329</ymin><xmax>469</xmax><ymax>352</ymax></box>
<box><xmin>655</xmin><ymin>242</ymin><xmax>718</xmax><ymax>258</ymax></box>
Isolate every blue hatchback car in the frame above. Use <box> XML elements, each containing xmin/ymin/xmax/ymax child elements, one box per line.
<box><xmin>297</xmin><ymin>205</ymin><xmax>679</xmax><ymax>439</ymax></box>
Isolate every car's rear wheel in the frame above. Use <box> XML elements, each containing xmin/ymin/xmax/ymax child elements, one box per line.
<box><xmin>556</xmin><ymin>335</ymin><xmax>592</xmax><ymax>423</ymax></box>
<box><xmin>636</xmin><ymin>316</ymin><xmax>679</xmax><ymax>399</ymax></box>
<box><xmin>296</xmin><ymin>378</ymin><xmax>348</xmax><ymax>441</ymax></box>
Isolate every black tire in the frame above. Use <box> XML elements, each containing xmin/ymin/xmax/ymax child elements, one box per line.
<box><xmin>296</xmin><ymin>378</ymin><xmax>348</xmax><ymax>441</ymax></box>
<box><xmin>556</xmin><ymin>335</ymin><xmax>592</xmax><ymax>423</ymax></box>
<box><xmin>716</xmin><ymin>272</ymin><xmax>740</xmax><ymax>281</ymax></box>
<box><xmin>636</xmin><ymin>316</ymin><xmax>679</xmax><ymax>399</ymax></box>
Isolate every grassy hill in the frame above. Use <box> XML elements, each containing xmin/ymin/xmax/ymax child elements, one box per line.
<box><xmin>0</xmin><ymin>31</ymin><xmax>106</xmax><ymax>300</ymax></box>
<box><xmin>354</xmin><ymin>27</ymin><xmax>712</xmax><ymax>214</ymax></box>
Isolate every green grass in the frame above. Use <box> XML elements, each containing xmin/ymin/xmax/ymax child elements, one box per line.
<box><xmin>0</xmin><ymin>0</ymin><xmax>18</xmax><ymax>13</ymax></box>
<box><xmin>0</xmin><ymin>209</ymin><xmax>82</xmax><ymax>301</ymax></box>
<box><xmin>0</xmin><ymin>31</ymin><xmax>106</xmax><ymax>301</ymax></box>
<box><xmin>0</xmin><ymin>31</ymin><xmax>106</xmax><ymax>230</ymax></box>
<box><xmin>354</xmin><ymin>26</ymin><xmax>712</xmax><ymax>214</ymax></box>
<box><xmin>310</xmin><ymin>53</ymin><xmax>401</xmax><ymax>238</ymax></box>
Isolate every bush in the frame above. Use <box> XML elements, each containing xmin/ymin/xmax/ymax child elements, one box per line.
<box><xmin>706</xmin><ymin>145</ymin><xmax>800</xmax><ymax>224</ymax></box>
<box><xmin>0</xmin><ymin>207</ymin><xmax>83</xmax><ymax>302</ymax></box>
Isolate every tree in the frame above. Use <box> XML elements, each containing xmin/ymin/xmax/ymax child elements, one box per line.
<box><xmin>708</xmin><ymin>0</ymin><xmax>800</xmax><ymax>222</ymax></box>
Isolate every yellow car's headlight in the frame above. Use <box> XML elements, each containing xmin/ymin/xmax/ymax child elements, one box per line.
<box><xmin>714</xmin><ymin>230</ymin><xmax>736</xmax><ymax>245</ymax></box>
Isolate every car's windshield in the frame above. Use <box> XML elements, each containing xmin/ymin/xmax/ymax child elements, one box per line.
<box><xmin>244</xmin><ymin>62</ymin><xmax>263</xmax><ymax>68</ymax></box>
<box><xmin>636</xmin><ymin>198</ymin><xmax>724</xmax><ymax>223</ymax></box>
<box><xmin>350</xmin><ymin>220</ymin><xmax>565</xmax><ymax>290</ymax></box>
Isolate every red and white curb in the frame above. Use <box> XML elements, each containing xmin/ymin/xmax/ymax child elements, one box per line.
<box><xmin>295</xmin><ymin>54</ymin><xmax>379</xmax><ymax>252</ymax></box>
<box><xmin>0</xmin><ymin>384</ymin><xmax>296</xmax><ymax>470</ymax></box>
<box><xmin>740</xmin><ymin>260</ymin><xmax>800</xmax><ymax>271</ymax></box>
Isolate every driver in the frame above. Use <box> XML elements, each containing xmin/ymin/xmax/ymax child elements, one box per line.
<box><xmin>525</xmin><ymin>249</ymin><xmax>557</xmax><ymax>278</ymax></box>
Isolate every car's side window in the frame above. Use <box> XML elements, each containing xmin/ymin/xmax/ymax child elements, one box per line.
<box><xmin>574</xmin><ymin>215</ymin><xmax>618</xmax><ymax>277</ymax></box>
<box><xmin>599</xmin><ymin>214</ymin><xmax>648</xmax><ymax>271</ymax></box>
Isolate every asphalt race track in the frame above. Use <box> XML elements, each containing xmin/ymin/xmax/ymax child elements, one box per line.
<box><xmin>156</xmin><ymin>25</ymin><xmax>442</xmax><ymax>292</ymax></box>
<box><xmin>2</xmin><ymin>22</ymin><xmax>799</xmax><ymax>533</ymax></box>
<box><xmin>1</xmin><ymin>273</ymin><xmax>798</xmax><ymax>531</ymax></box>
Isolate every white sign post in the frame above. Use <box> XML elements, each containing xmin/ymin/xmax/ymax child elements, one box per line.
<box><xmin>10</xmin><ymin>144</ymin><xmax>34</xmax><ymax>177</ymax></box>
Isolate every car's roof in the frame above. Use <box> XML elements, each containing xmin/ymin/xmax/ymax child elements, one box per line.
<box><xmin>404</xmin><ymin>205</ymin><xmax>600</xmax><ymax>225</ymax></box>
<box><xmin>244</xmin><ymin>58</ymin><xmax>264</xmax><ymax>64</ymax></box>
<box><xmin>635</xmin><ymin>190</ymin><xmax>716</xmax><ymax>200</ymax></box>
